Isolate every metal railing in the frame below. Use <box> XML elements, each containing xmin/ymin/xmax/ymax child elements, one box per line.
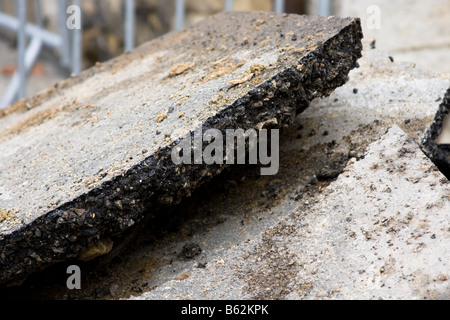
<box><xmin>0</xmin><ymin>0</ymin><xmax>332</xmax><ymax>110</ymax></box>
<box><xmin>0</xmin><ymin>0</ymin><xmax>77</xmax><ymax>108</ymax></box>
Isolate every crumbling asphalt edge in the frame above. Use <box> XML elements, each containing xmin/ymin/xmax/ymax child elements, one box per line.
<box><xmin>0</xmin><ymin>19</ymin><xmax>363</xmax><ymax>286</ymax></box>
<box><xmin>421</xmin><ymin>88</ymin><xmax>450</xmax><ymax>178</ymax></box>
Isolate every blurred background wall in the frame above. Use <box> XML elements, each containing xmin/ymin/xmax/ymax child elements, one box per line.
<box><xmin>335</xmin><ymin>0</ymin><xmax>450</xmax><ymax>75</ymax></box>
<box><xmin>0</xmin><ymin>0</ymin><xmax>449</xmax><ymax>103</ymax></box>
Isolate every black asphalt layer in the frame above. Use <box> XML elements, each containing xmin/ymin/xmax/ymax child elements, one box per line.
<box><xmin>422</xmin><ymin>88</ymin><xmax>450</xmax><ymax>179</ymax></box>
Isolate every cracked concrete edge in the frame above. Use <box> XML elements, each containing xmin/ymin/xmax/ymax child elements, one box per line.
<box><xmin>129</xmin><ymin>125</ymin><xmax>450</xmax><ymax>300</ymax></box>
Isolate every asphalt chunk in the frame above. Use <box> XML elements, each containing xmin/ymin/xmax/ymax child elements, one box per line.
<box><xmin>421</xmin><ymin>88</ymin><xmax>450</xmax><ymax>179</ymax></box>
<box><xmin>0</xmin><ymin>11</ymin><xmax>363</xmax><ymax>285</ymax></box>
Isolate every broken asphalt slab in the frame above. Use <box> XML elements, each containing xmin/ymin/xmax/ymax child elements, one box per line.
<box><xmin>0</xmin><ymin>11</ymin><xmax>363</xmax><ymax>285</ymax></box>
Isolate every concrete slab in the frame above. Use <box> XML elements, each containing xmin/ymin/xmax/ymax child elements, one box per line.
<box><xmin>0</xmin><ymin>11</ymin><xmax>363</xmax><ymax>285</ymax></box>
<box><xmin>130</xmin><ymin>125</ymin><xmax>450</xmax><ymax>300</ymax></box>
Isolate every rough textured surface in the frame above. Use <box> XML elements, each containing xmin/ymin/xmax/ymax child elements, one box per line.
<box><xmin>0</xmin><ymin>11</ymin><xmax>363</xmax><ymax>285</ymax></box>
<box><xmin>121</xmin><ymin>46</ymin><xmax>448</xmax><ymax>300</ymax></box>
<box><xmin>129</xmin><ymin>126</ymin><xmax>450</xmax><ymax>300</ymax></box>
<box><xmin>0</xmin><ymin>43</ymin><xmax>448</xmax><ymax>300</ymax></box>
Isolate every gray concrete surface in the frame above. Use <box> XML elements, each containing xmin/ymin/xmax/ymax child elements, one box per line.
<box><xmin>130</xmin><ymin>125</ymin><xmax>449</xmax><ymax>300</ymax></box>
<box><xmin>0</xmin><ymin>11</ymin><xmax>363</xmax><ymax>285</ymax></box>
